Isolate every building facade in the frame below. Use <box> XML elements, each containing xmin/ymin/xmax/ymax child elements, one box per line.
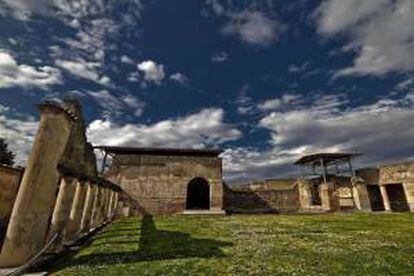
<box><xmin>102</xmin><ymin>147</ymin><xmax>224</xmax><ymax>215</ymax></box>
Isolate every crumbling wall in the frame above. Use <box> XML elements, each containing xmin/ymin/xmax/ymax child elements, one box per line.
<box><xmin>223</xmin><ymin>180</ymin><xmax>300</xmax><ymax>214</ymax></box>
<box><xmin>0</xmin><ymin>165</ymin><xmax>23</xmax><ymax>240</ymax></box>
<box><xmin>111</xmin><ymin>154</ymin><xmax>223</xmax><ymax>215</ymax></box>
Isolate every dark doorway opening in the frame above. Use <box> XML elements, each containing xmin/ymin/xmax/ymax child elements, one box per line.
<box><xmin>310</xmin><ymin>183</ymin><xmax>322</xmax><ymax>205</ymax></box>
<box><xmin>186</xmin><ymin>178</ymin><xmax>210</xmax><ymax>210</ymax></box>
<box><xmin>367</xmin><ymin>185</ymin><xmax>385</xmax><ymax>211</ymax></box>
<box><xmin>386</xmin><ymin>184</ymin><xmax>409</xmax><ymax>212</ymax></box>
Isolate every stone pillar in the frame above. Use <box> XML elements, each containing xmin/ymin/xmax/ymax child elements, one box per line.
<box><xmin>380</xmin><ymin>185</ymin><xmax>391</xmax><ymax>211</ymax></box>
<box><xmin>297</xmin><ymin>179</ymin><xmax>312</xmax><ymax>210</ymax></box>
<box><xmin>103</xmin><ymin>189</ymin><xmax>111</xmax><ymax>221</ymax></box>
<box><xmin>88</xmin><ymin>184</ymin><xmax>100</xmax><ymax>229</ymax></box>
<box><xmin>93</xmin><ymin>187</ymin><xmax>105</xmax><ymax>227</ymax></box>
<box><xmin>210</xmin><ymin>180</ymin><xmax>224</xmax><ymax>211</ymax></box>
<box><xmin>403</xmin><ymin>182</ymin><xmax>414</xmax><ymax>212</ymax></box>
<box><xmin>106</xmin><ymin>191</ymin><xmax>115</xmax><ymax>219</ymax></box>
<box><xmin>0</xmin><ymin>104</ymin><xmax>73</xmax><ymax>267</ymax></box>
<box><xmin>320</xmin><ymin>182</ymin><xmax>333</xmax><ymax>211</ymax></box>
<box><xmin>351</xmin><ymin>177</ymin><xmax>371</xmax><ymax>211</ymax></box>
<box><xmin>80</xmin><ymin>182</ymin><xmax>96</xmax><ymax>233</ymax></box>
<box><xmin>112</xmin><ymin>192</ymin><xmax>119</xmax><ymax>217</ymax></box>
<box><xmin>65</xmin><ymin>180</ymin><xmax>88</xmax><ymax>241</ymax></box>
<box><xmin>47</xmin><ymin>176</ymin><xmax>77</xmax><ymax>250</ymax></box>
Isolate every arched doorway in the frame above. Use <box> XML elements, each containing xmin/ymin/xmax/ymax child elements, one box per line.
<box><xmin>186</xmin><ymin>178</ymin><xmax>210</xmax><ymax>210</ymax></box>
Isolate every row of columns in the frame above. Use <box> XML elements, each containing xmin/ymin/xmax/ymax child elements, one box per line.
<box><xmin>0</xmin><ymin>103</ymin><xmax>120</xmax><ymax>268</ymax></box>
<box><xmin>49</xmin><ymin>177</ymin><xmax>119</xmax><ymax>251</ymax></box>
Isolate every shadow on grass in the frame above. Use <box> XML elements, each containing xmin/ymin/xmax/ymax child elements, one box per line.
<box><xmin>49</xmin><ymin>215</ymin><xmax>233</xmax><ymax>270</ymax></box>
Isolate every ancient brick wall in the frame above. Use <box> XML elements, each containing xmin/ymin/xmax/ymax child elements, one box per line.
<box><xmin>223</xmin><ymin>180</ymin><xmax>300</xmax><ymax>214</ymax></box>
<box><xmin>379</xmin><ymin>161</ymin><xmax>414</xmax><ymax>184</ymax></box>
<box><xmin>111</xmin><ymin>154</ymin><xmax>223</xmax><ymax>215</ymax></box>
<box><xmin>0</xmin><ymin>165</ymin><xmax>23</xmax><ymax>240</ymax></box>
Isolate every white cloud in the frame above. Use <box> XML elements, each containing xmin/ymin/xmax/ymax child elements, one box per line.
<box><xmin>205</xmin><ymin>2</ymin><xmax>282</xmax><ymax>47</ymax></box>
<box><xmin>87</xmin><ymin>108</ymin><xmax>242</xmax><ymax>148</ymax></box>
<box><xmin>120</xmin><ymin>55</ymin><xmax>134</xmax><ymax>64</ymax></box>
<box><xmin>86</xmin><ymin>90</ymin><xmax>145</xmax><ymax>117</ymax></box>
<box><xmin>258</xmin><ymin>94</ymin><xmax>301</xmax><ymax>111</ymax></box>
<box><xmin>316</xmin><ymin>0</ymin><xmax>414</xmax><ymax>76</ymax></box>
<box><xmin>137</xmin><ymin>60</ymin><xmax>166</xmax><ymax>85</ymax></box>
<box><xmin>223</xmin><ymin>93</ymin><xmax>414</xmax><ymax>182</ymax></box>
<box><xmin>211</xmin><ymin>51</ymin><xmax>228</xmax><ymax>63</ymax></box>
<box><xmin>2</xmin><ymin>0</ymin><xmax>143</xmax><ymax>90</ymax></box>
<box><xmin>55</xmin><ymin>58</ymin><xmax>100</xmax><ymax>82</ymax></box>
<box><xmin>288</xmin><ymin>62</ymin><xmax>310</xmax><ymax>74</ymax></box>
<box><xmin>169</xmin><ymin>72</ymin><xmax>189</xmax><ymax>85</ymax></box>
<box><xmin>258</xmin><ymin>99</ymin><xmax>282</xmax><ymax>111</ymax></box>
<box><xmin>0</xmin><ymin>51</ymin><xmax>61</xmax><ymax>89</ymax></box>
<box><xmin>222</xmin><ymin>10</ymin><xmax>281</xmax><ymax>47</ymax></box>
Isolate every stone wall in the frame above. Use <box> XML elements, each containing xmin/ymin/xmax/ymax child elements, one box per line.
<box><xmin>0</xmin><ymin>165</ymin><xmax>23</xmax><ymax>239</ymax></box>
<box><xmin>110</xmin><ymin>154</ymin><xmax>223</xmax><ymax>215</ymax></box>
<box><xmin>379</xmin><ymin>161</ymin><xmax>414</xmax><ymax>211</ymax></box>
<box><xmin>223</xmin><ymin>180</ymin><xmax>300</xmax><ymax>214</ymax></box>
<box><xmin>356</xmin><ymin>168</ymin><xmax>380</xmax><ymax>184</ymax></box>
<box><xmin>379</xmin><ymin>161</ymin><xmax>414</xmax><ymax>184</ymax></box>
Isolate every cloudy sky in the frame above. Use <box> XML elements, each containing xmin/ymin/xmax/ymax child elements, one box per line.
<box><xmin>0</xmin><ymin>0</ymin><xmax>413</xmax><ymax>182</ymax></box>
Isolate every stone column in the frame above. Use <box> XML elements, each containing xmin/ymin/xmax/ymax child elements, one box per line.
<box><xmin>93</xmin><ymin>187</ymin><xmax>106</xmax><ymax>227</ymax></box>
<box><xmin>297</xmin><ymin>179</ymin><xmax>312</xmax><ymax>210</ymax></box>
<box><xmin>103</xmin><ymin>189</ymin><xmax>111</xmax><ymax>221</ymax></box>
<box><xmin>112</xmin><ymin>192</ymin><xmax>119</xmax><ymax>218</ymax></box>
<box><xmin>93</xmin><ymin>186</ymin><xmax>103</xmax><ymax>227</ymax></box>
<box><xmin>380</xmin><ymin>185</ymin><xmax>391</xmax><ymax>211</ymax></box>
<box><xmin>351</xmin><ymin>177</ymin><xmax>371</xmax><ymax>211</ymax></box>
<box><xmin>88</xmin><ymin>184</ymin><xmax>100</xmax><ymax>229</ymax></box>
<box><xmin>210</xmin><ymin>180</ymin><xmax>224</xmax><ymax>211</ymax></box>
<box><xmin>47</xmin><ymin>176</ymin><xmax>77</xmax><ymax>250</ymax></box>
<box><xmin>65</xmin><ymin>180</ymin><xmax>88</xmax><ymax>241</ymax></box>
<box><xmin>403</xmin><ymin>182</ymin><xmax>414</xmax><ymax>212</ymax></box>
<box><xmin>106</xmin><ymin>190</ymin><xmax>115</xmax><ymax>219</ymax></box>
<box><xmin>80</xmin><ymin>182</ymin><xmax>97</xmax><ymax>233</ymax></box>
<box><xmin>320</xmin><ymin>182</ymin><xmax>332</xmax><ymax>211</ymax></box>
<box><xmin>0</xmin><ymin>104</ymin><xmax>73</xmax><ymax>267</ymax></box>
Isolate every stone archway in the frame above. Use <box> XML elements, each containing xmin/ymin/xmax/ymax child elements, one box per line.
<box><xmin>186</xmin><ymin>178</ymin><xmax>210</xmax><ymax>210</ymax></box>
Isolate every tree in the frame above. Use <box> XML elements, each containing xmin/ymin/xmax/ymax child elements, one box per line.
<box><xmin>0</xmin><ymin>138</ymin><xmax>15</xmax><ymax>166</ymax></box>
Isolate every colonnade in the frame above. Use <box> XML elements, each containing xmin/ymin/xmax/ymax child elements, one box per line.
<box><xmin>0</xmin><ymin>103</ymin><xmax>120</xmax><ymax>268</ymax></box>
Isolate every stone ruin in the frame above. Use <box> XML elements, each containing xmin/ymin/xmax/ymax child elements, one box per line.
<box><xmin>0</xmin><ymin>100</ymin><xmax>122</xmax><ymax>269</ymax></box>
<box><xmin>0</xmin><ymin>100</ymin><xmax>413</xmax><ymax>271</ymax></box>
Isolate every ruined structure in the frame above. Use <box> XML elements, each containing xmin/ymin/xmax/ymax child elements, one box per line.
<box><xmin>0</xmin><ymin>165</ymin><xmax>23</xmax><ymax>241</ymax></box>
<box><xmin>0</xmin><ymin>99</ymin><xmax>412</xmax><ymax>272</ymax></box>
<box><xmin>294</xmin><ymin>153</ymin><xmax>366</xmax><ymax>212</ymax></box>
<box><xmin>357</xmin><ymin>161</ymin><xmax>414</xmax><ymax>212</ymax></box>
<box><xmin>98</xmin><ymin>146</ymin><xmax>224</xmax><ymax>215</ymax></box>
<box><xmin>0</xmin><ymin>100</ymin><xmax>122</xmax><ymax>268</ymax></box>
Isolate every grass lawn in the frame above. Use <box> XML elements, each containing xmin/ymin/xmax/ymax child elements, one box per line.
<box><xmin>48</xmin><ymin>213</ymin><xmax>414</xmax><ymax>275</ymax></box>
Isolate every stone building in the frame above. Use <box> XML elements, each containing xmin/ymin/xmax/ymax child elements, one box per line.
<box><xmin>357</xmin><ymin>161</ymin><xmax>414</xmax><ymax>212</ymax></box>
<box><xmin>295</xmin><ymin>153</ymin><xmax>363</xmax><ymax>212</ymax></box>
<box><xmin>99</xmin><ymin>146</ymin><xmax>224</xmax><ymax>215</ymax></box>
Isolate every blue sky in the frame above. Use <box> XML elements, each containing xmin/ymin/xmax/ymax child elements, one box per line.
<box><xmin>0</xmin><ymin>0</ymin><xmax>413</xmax><ymax>182</ymax></box>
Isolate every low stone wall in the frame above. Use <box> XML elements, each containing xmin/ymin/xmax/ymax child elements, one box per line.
<box><xmin>0</xmin><ymin>165</ymin><xmax>23</xmax><ymax>242</ymax></box>
<box><xmin>223</xmin><ymin>180</ymin><xmax>300</xmax><ymax>214</ymax></box>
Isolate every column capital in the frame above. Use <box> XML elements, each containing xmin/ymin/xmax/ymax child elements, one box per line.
<box><xmin>37</xmin><ymin>102</ymin><xmax>77</xmax><ymax>123</ymax></box>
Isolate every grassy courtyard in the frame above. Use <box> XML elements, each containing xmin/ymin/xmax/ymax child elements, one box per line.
<box><xmin>48</xmin><ymin>213</ymin><xmax>414</xmax><ymax>275</ymax></box>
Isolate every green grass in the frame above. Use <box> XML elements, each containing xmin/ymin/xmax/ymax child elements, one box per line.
<box><xmin>48</xmin><ymin>213</ymin><xmax>414</xmax><ymax>275</ymax></box>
